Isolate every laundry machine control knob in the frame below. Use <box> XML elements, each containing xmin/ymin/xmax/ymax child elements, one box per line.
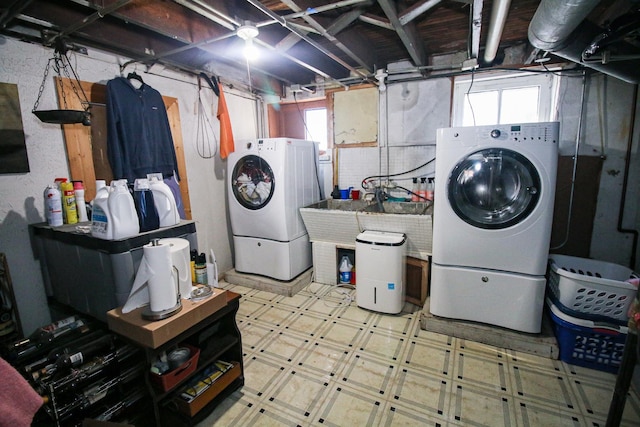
<box><xmin>490</xmin><ymin>129</ymin><xmax>501</xmax><ymax>138</ymax></box>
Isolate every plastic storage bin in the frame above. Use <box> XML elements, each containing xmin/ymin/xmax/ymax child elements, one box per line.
<box><xmin>150</xmin><ymin>344</ymin><xmax>200</xmax><ymax>392</ymax></box>
<box><xmin>547</xmin><ymin>254</ymin><xmax>637</xmax><ymax>325</ymax></box>
<box><xmin>547</xmin><ymin>299</ymin><xmax>626</xmax><ymax>374</ymax></box>
<box><xmin>31</xmin><ymin>221</ymin><xmax>197</xmax><ymax>321</ymax></box>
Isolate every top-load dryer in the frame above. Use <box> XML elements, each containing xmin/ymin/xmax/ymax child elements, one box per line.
<box><xmin>227</xmin><ymin>138</ymin><xmax>321</xmax><ymax>281</ymax></box>
<box><xmin>430</xmin><ymin>122</ymin><xmax>559</xmax><ymax>333</ymax></box>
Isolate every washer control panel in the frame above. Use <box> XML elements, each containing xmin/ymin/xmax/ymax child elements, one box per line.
<box><xmin>483</xmin><ymin>122</ymin><xmax>559</xmax><ymax>144</ymax></box>
<box><xmin>444</xmin><ymin>122</ymin><xmax>559</xmax><ymax>148</ymax></box>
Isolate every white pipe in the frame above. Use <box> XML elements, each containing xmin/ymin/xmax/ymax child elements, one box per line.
<box><xmin>484</xmin><ymin>0</ymin><xmax>512</xmax><ymax>63</ymax></box>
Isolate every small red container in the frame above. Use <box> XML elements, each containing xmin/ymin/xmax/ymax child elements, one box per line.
<box><xmin>150</xmin><ymin>344</ymin><xmax>200</xmax><ymax>392</ymax></box>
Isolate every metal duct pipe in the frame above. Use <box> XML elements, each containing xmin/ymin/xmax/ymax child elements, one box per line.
<box><xmin>528</xmin><ymin>0</ymin><xmax>600</xmax><ymax>51</ymax></box>
<box><xmin>528</xmin><ymin>0</ymin><xmax>640</xmax><ymax>84</ymax></box>
<box><xmin>484</xmin><ymin>0</ymin><xmax>512</xmax><ymax>64</ymax></box>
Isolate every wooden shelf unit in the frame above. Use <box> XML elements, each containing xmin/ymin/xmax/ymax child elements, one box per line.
<box><xmin>108</xmin><ymin>291</ymin><xmax>244</xmax><ymax>426</ymax></box>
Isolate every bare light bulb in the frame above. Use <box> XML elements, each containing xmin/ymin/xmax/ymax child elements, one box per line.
<box><xmin>243</xmin><ymin>38</ymin><xmax>258</xmax><ymax>61</ymax></box>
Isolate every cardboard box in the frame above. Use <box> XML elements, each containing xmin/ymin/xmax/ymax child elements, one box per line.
<box><xmin>106</xmin><ymin>289</ymin><xmax>227</xmax><ymax>348</ymax></box>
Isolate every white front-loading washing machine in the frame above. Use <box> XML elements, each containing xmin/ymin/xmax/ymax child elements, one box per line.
<box><xmin>430</xmin><ymin>122</ymin><xmax>559</xmax><ymax>333</ymax></box>
<box><xmin>228</xmin><ymin>138</ymin><xmax>321</xmax><ymax>281</ymax></box>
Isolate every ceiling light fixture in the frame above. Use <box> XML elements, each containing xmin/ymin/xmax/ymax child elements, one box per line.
<box><xmin>237</xmin><ymin>21</ymin><xmax>259</xmax><ymax>61</ymax></box>
<box><xmin>236</xmin><ymin>21</ymin><xmax>259</xmax><ymax>41</ymax></box>
<box><xmin>375</xmin><ymin>68</ymin><xmax>388</xmax><ymax>92</ymax></box>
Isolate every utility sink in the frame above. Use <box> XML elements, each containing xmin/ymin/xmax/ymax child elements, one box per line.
<box><xmin>300</xmin><ymin>199</ymin><xmax>433</xmax><ymax>259</ymax></box>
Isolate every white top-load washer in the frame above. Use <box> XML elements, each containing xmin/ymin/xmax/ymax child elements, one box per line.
<box><xmin>227</xmin><ymin>138</ymin><xmax>321</xmax><ymax>281</ymax></box>
<box><xmin>430</xmin><ymin>122</ymin><xmax>559</xmax><ymax>333</ymax></box>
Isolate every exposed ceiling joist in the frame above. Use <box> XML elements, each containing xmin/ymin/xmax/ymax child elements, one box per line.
<box><xmin>46</xmin><ymin>0</ymin><xmax>133</xmax><ymax>44</ymax></box>
<box><xmin>5</xmin><ymin>0</ymin><xmax>635</xmax><ymax>92</ymax></box>
<box><xmin>0</xmin><ymin>0</ymin><xmax>35</xmax><ymax>28</ymax></box>
<box><xmin>244</xmin><ymin>0</ymin><xmax>368</xmax><ymax>79</ymax></box>
<box><xmin>327</xmin><ymin>7</ymin><xmax>366</xmax><ymax>36</ymax></box>
<box><xmin>399</xmin><ymin>0</ymin><xmax>442</xmax><ymax>26</ymax></box>
<box><xmin>172</xmin><ymin>0</ymin><xmax>237</xmax><ymax>31</ymax></box>
<box><xmin>278</xmin><ymin>0</ymin><xmax>374</xmax><ymax>73</ymax></box>
<box><xmin>358</xmin><ymin>13</ymin><xmax>393</xmax><ymax>31</ymax></box>
<box><xmin>279</xmin><ymin>0</ymin><xmax>370</xmax><ymax>21</ymax></box>
<box><xmin>470</xmin><ymin>0</ymin><xmax>484</xmax><ymax>59</ymax></box>
<box><xmin>377</xmin><ymin>0</ymin><xmax>427</xmax><ymax>67</ymax></box>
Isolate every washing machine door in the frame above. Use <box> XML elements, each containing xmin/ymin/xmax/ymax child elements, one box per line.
<box><xmin>448</xmin><ymin>148</ymin><xmax>541</xmax><ymax>229</ymax></box>
<box><xmin>230</xmin><ymin>154</ymin><xmax>275</xmax><ymax>210</ymax></box>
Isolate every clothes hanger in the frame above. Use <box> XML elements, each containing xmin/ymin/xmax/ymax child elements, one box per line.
<box><xmin>126</xmin><ymin>71</ymin><xmax>144</xmax><ymax>84</ymax></box>
<box><xmin>199</xmin><ymin>72</ymin><xmax>219</xmax><ymax>97</ymax></box>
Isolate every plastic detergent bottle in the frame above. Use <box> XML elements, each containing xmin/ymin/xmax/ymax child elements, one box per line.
<box><xmin>73</xmin><ymin>181</ymin><xmax>89</xmax><ymax>222</ymax></box>
<box><xmin>95</xmin><ymin>179</ymin><xmax>107</xmax><ymax>192</ymax></box>
<box><xmin>133</xmin><ymin>178</ymin><xmax>160</xmax><ymax>232</ymax></box>
<box><xmin>339</xmin><ymin>256</ymin><xmax>353</xmax><ymax>284</ymax></box>
<box><xmin>60</xmin><ymin>181</ymin><xmax>78</xmax><ymax>224</ymax></box>
<box><xmin>108</xmin><ymin>180</ymin><xmax>139</xmax><ymax>239</ymax></box>
<box><xmin>91</xmin><ymin>183</ymin><xmax>112</xmax><ymax>239</ymax></box>
<box><xmin>149</xmin><ymin>175</ymin><xmax>180</xmax><ymax>227</ymax></box>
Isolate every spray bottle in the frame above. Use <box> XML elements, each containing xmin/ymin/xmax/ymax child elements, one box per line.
<box><xmin>411</xmin><ymin>178</ymin><xmax>420</xmax><ymax>202</ymax></box>
<box><xmin>44</xmin><ymin>184</ymin><xmax>63</xmax><ymax>227</ymax></box>
<box><xmin>426</xmin><ymin>178</ymin><xmax>435</xmax><ymax>201</ymax></box>
<box><xmin>419</xmin><ymin>178</ymin><xmax>427</xmax><ymax>201</ymax></box>
<box><xmin>73</xmin><ymin>181</ymin><xmax>89</xmax><ymax>222</ymax></box>
<box><xmin>60</xmin><ymin>181</ymin><xmax>78</xmax><ymax>224</ymax></box>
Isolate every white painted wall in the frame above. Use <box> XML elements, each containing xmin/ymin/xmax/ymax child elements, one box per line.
<box><xmin>0</xmin><ymin>36</ymin><xmax>257</xmax><ymax>335</ymax></box>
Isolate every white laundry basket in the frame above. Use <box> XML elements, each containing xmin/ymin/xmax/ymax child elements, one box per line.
<box><xmin>547</xmin><ymin>254</ymin><xmax>638</xmax><ymax>325</ymax></box>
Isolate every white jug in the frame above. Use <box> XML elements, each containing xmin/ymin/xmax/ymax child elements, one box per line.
<box><xmin>149</xmin><ymin>176</ymin><xmax>180</xmax><ymax>227</ymax></box>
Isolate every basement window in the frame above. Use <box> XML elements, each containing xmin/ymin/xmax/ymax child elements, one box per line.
<box><xmin>452</xmin><ymin>72</ymin><xmax>558</xmax><ymax>126</ymax></box>
<box><xmin>304</xmin><ymin>107</ymin><xmax>328</xmax><ymax>152</ymax></box>
<box><xmin>267</xmin><ymin>98</ymin><xmax>328</xmax><ymax>153</ymax></box>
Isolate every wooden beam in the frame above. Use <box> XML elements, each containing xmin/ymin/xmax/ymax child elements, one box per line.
<box><xmin>399</xmin><ymin>0</ymin><xmax>442</xmax><ymax>26</ymax></box>
<box><xmin>279</xmin><ymin>0</ymin><xmax>374</xmax><ymax>72</ymax></box>
<box><xmin>358</xmin><ymin>13</ymin><xmax>394</xmax><ymax>31</ymax></box>
<box><xmin>377</xmin><ymin>0</ymin><xmax>427</xmax><ymax>66</ymax></box>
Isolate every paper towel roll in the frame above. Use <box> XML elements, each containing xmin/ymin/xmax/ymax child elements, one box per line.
<box><xmin>145</xmin><ymin>242</ymin><xmax>177</xmax><ymax>312</ymax></box>
<box><xmin>157</xmin><ymin>238</ymin><xmax>192</xmax><ymax>298</ymax></box>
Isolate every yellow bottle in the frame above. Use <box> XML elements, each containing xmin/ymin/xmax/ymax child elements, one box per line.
<box><xmin>60</xmin><ymin>181</ymin><xmax>78</xmax><ymax>224</ymax></box>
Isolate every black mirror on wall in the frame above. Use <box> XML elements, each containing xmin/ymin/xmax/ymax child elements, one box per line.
<box><xmin>0</xmin><ymin>82</ymin><xmax>29</xmax><ymax>174</ymax></box>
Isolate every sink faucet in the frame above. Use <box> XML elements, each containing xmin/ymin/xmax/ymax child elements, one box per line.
<box><xmin>374</xmin><ymin>187</ymin><xmax>386</xmax><ymax>213</ymax></box>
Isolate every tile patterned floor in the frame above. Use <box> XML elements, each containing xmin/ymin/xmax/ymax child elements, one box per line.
<box><xmin>197</xmin><ymin>282</ymin><xmax>640</xmax><ymax>427</ymax></box>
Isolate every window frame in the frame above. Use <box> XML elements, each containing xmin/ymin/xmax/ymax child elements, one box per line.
<box><xmin>451</xmin><ymin>71</ymin><xmax>559</xmax><ymax>127</ymax></box>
